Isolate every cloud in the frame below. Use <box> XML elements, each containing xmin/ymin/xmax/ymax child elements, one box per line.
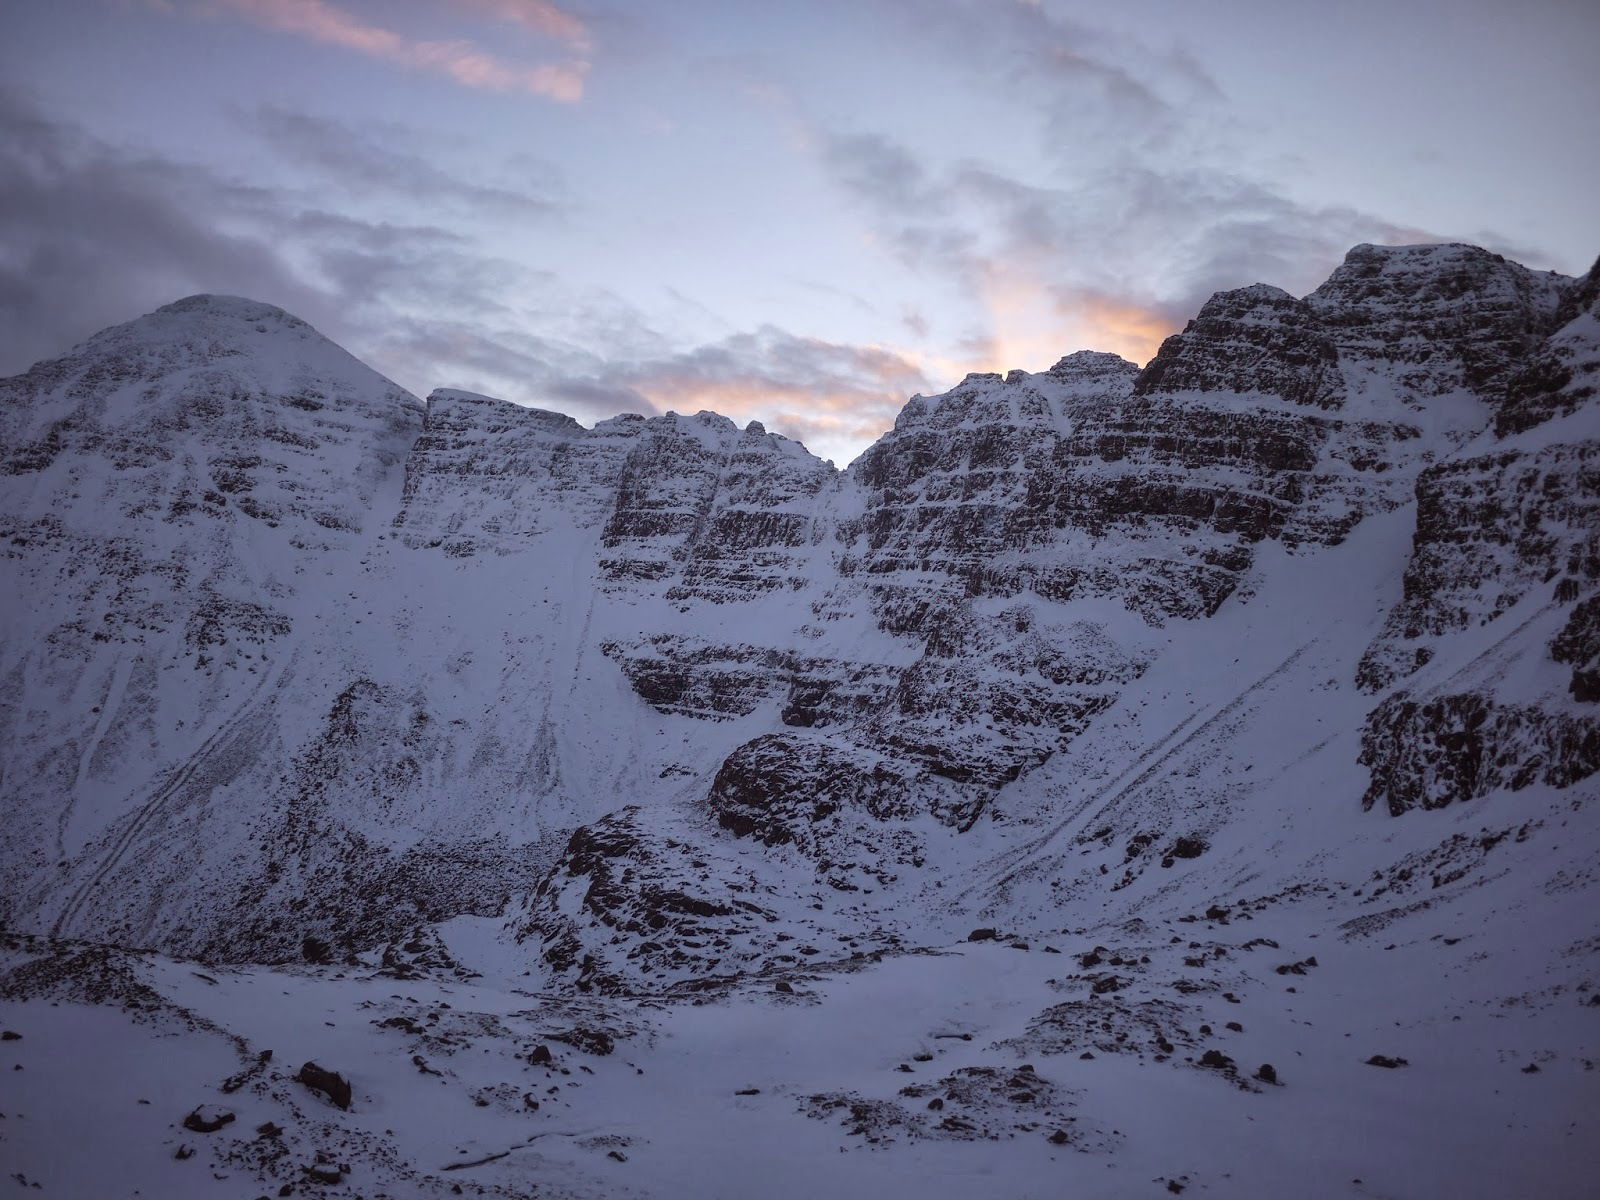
<box><xmin>815</xmin><ymin>122</ymin><xmax>1488</xmax><ymax>369</ymax></box>
<box><xmin>248</xmin><ymin>107</ymin><xmax>563</xmax><ymax>218</ymax></box>
<box><xmin>0</xmin><ymin>88</ymin><xmax>321</xmax><ymax>372</ymax></box>
<box><xmin>0</xmin><ymin>88</ymin><xmax>539</xmax><ymax>379</ymax></box>
<box><xmin>822</xmin><ymin>133</ymin><xmax>941</xmax><ymax>217</ymax></box>
<box><xmin>195</xmin><ymin>0</ymin><xmax>588</xmax><ymax>101</ymax></box>
<box><xmin>807</xmin><ymin>1</ymin><xmax>1553</xmax><ymax>374</ymax></box>
<box><xmin>883</xmin><ymin>0</ymin><xmax>1210</xmax><ymax>155</ymax></box>
<box><xmin>489</xmin><ymin>325</ymin><xmax>935</xmax><ymax>465</ymax></box>
<box><xmin>452</xmin><ymin>0</ymin><xmax>590</xmax><ymax>52</ymax></box>
<box><xmin>0</xmin><ymin>88</ymin><xmax>929</xmax><ymax>466</ymax></box>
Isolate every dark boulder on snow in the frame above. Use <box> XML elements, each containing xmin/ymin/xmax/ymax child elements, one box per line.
<box><xmin>182</xmin><ymin>1105</ymin><xmax>235</xmax><ymax>1133</ymax></box>
<box><xmin>296</xmin><ymin>1061</ymin><xmax>353</xmax><ymax>1109</ymax></box>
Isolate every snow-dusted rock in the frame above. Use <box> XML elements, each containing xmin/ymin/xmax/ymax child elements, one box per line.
<box><xmin>3</xmin><ymin>243</ymin><xmax>1599</xmax><ymax>989</ymax></box>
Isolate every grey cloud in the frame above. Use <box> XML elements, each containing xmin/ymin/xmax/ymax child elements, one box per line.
<box><xmin>0</xmin><ymin>92</ymin><xmax>930</xmax><ymax>464</ymax></box>
<box><xmin>247</xmin><ymin>107</ymin><xmax>564</xmax><ymax>219</ymax></box>
<box><xmin>885</xmin><ymin>0</ymin><xmax>1204</xmax><ymax>155</ymax></box>
<box><xmin>821</xmin><ymin>133</ymin><xmax>941</xmax><ymax>217</ymax></box>
<box><xmin>0</xmin><ymin>88</ymin><xmax>325</xmax><ymax>373</ymax></box>
<box><xmin>816</xmin><ymin>121</ymin><xmax>1538</xmax><ymax>364</ymax></box>
<box><xmin>0</xmin><ymin>89</ymin><xmax>571</xmax><ymax>401</ymax></box>
<box><xmin>478</xmin><ymin>324</ymin><xmax>934</xmax><ymax>460</ymax></box>
<box><xmin>359</xmin><ymin>314</ymin><xmax>928</xmax><ymax>464</ymax></box>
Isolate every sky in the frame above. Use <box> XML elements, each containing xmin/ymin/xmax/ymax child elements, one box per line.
<box><xmin>1</xmin><ymin>0</ymin><xmax>1596</xmax><ymax>465</ymax></box>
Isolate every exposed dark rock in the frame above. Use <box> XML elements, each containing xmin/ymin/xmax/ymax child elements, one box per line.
<box><xmin>296</xmin><ymin>1062</ymin><xmax>352</xmax><ymax>1110</ymax></box>
<box><xmin>1553</xmin><ymin>595</ymin><xmax>1600</xmax><ymax>702</ymax></box>
<box><xmin>549</xmin><ymin>1026</ymin><xmax>615</xmax><ymax>1056</ymax></box>
<box><xmin>182</xmin><ymin>1105</ymin><xmax>235</xmax><ymax>1133</ymax></box>
<box><xmin>1361</xmin><ymin>692</ymin><xmax>1600</xmax><ymax>815</ymax></box>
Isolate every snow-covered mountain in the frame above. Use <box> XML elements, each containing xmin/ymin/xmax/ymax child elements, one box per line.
<box><xmin>2</xmin><ymin>243</ymin><xmax>1597</xmax><ymax>1198</ymax></box>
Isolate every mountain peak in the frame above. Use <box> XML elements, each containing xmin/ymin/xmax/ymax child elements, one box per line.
<box><xmin>155</xmin><ymin>293</ymin><xmax>303</xmax><ymax>323</ymax></box>
<box><xmin>1047</xmin><ymin>349</ymin><xmax>1140</xmax><ymax>379</ymax></box>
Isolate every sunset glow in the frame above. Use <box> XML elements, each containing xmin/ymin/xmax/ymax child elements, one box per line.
<box><xmin>2</xmin><ymin>0</ymin><xmax>1595</xmax><ymax>465</ymax></box>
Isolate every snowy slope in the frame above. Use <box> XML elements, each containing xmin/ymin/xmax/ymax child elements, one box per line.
<box><xmin>1</xmin><ymin>244</ymin><xmax>1597</xmax><ymax>1197</ymax></box>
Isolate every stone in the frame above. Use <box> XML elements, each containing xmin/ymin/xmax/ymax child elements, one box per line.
<box><xmin>182</xmin><ymin>1105</ymin><xmax>235</xmax><ymax>1133</ymax></box>
<box><xmin>296</xmin><ymin>1062</ymin><xmax>352</xmax><ymax>1110</ymax></box>
<box><xmin>1366</xmin><ymin>1055</ymin><xmax>1409</xmax><ymax>1069</ymax></box>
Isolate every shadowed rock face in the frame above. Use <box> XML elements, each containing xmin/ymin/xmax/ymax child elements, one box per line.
<box><xmin>1552</xmin><ymin>596</ymin><xmax>1600</xmax><ymax>702</ymax></box>
<box><xmin>1357</xmin><ymin>441</ymin><xmax>1600</xmax><ymax>693</ymax></box>
<box><xmin>1342</xmin><ymin>250</ymin><xmax>1600</xmax><ymax>816</ymax></box>
<box><xmin>516</xmin><ymin>245</ymin><xmax>1600</xmax><ymax>988</ymax></box>
<box><xmin>507</xmin><ymin>806</ymin><xmax>840</xmax><ymax>993</ymax></box>
<box><xmin>1305</xmin><ymin>242</ymin><xmax>1567</xmax><ymax>405</ymax></box>
<box><xmin>1359</xmin><ymin>693</ymin><xmax>1600</xmax><ymax>816</ymax></box>
<box><xmin>598</xmin><ymin>411</ymin><xmax>835</xmax><ymax>594</ymax></box>
<box><xmin>1136</xmin><ymin>284</ymin><xmax>1343</xmax><ymax>409</ymax></box>
<box><xmin>1496</xmin><ymin>257</ymin><xmax>1600</xmax><ymax>436</ymax></box>
<box><xmin>4</xmin><ymin>243</ymin><xmax>1599</xmax><ymax>984</ymax></box>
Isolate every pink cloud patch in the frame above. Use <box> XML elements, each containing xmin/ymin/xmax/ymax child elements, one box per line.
<box><xmin>209</xmin><ymin>0</ymin><xmax>588</xmax><ymax>101</ymax></box>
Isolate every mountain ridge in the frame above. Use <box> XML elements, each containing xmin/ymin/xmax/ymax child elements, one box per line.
<box><xmin>0</xmin><ymin>238</ymin><xmax>1594</xmax><ymax>976</ymax></box>
<box><xmin>2</xmin><ymin>239</ymin><xmax>1598</xmax><ymax>1199</ymax></box>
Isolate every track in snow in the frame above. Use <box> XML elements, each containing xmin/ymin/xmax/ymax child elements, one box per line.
<box><xmin>49</xmin><ymin>658</ymin><xmax>288</xmax><ymax>938</ymax></box>
<box><xmin>961</xmin><ymin>637</ymin><xmax>1322</xmax><ymax>904</ymax></box>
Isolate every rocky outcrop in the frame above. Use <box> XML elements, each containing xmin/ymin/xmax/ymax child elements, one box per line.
<box><xmin>392</xmin><ymin>391</ymin><xmax>639</xmax><ymax>555</ymax></box>
<box><xmin>508</xmin><ymin>807</ymin><xmax>856</xmax><ymax>993</ymax></box>
<box><xmin>1552</xmin><ymin>595</ymin><xmax>1600</xmax><ymax>702</ymax></box>
<box><xmin>708</xmin><ymin>732</ymin><xmax>926</xmax><ymax>852</ymax></box>
<box><xmin>1349</xmin><ymin>251</ymin><xmax>1600</xmax><ymax>817</ymax></box>
<box><xmin>1496</xmin><ymin>256</ymin><xmax>1600</xmax><ymax>435</ymax></box>
<box><xmin>1305</xmin><ymin>242</ymin><xmax>1567</xmax><ymax>405</ymax></box>
<box><xmin>1357</xmin><ymin>441</ymin><xmax>1600</xmax><ymax>692</ymax></box>
<box><xmin>598</xmin><ymin>411</ymin><xmax>832</xmax><ymax>593</ymax></box>
<box><xmin>1135</xmin><ymin>284</ymin><xmax>1342</xmax><ymax>409</ymax></box>
<box><xmin>1359</xmin><ymin>692</ymin><xmax>1600</xmax><ymax>815</ymax></box>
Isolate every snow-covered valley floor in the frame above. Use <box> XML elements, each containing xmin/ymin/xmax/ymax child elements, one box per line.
<box><xmin>5</xmin><ymin>872</ymin><xmax>1597</xmax><ymax>1200</ymax></box>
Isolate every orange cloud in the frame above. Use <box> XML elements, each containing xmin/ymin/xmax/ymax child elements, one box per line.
<box><xmin>631</xmin><ymin>378</ymin><xmax>908</xmax><ymax>464</ymax></box>
<box><xmin>971</xmin><ymin>265</ymin><xmax>1174</xmax><ymax>375</ymax></box>
<box><xmin>1059</xmin><ymin>293</ymin><xmax>1175</xmax><ymax>366</ymax></box>
<box><xmin>213</xmin><ymin>0</ymin><xmax>588</xmax><ymax>101</ymax></box>
<box><xmin>451</xmin><ymin>0</ymin><xmax>590</xmax><ymax>52</ymax></box>
<box><xmin>598</xmin><ymin>331</ymin><xmax>933</xmax><ymax>463</ymax></box>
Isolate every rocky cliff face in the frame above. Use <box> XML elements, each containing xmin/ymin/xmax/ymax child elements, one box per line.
<box><xmin>1304</xmin><ymin>242</ymin><xmax>1567</xmax><ymax>406</ymax></box>
<box><xmin>3</xmin><ymin>244</ymin><xmax>1598</xmax><ymax>991</ymax></box>
<box><xmin>1354</xmin><ymin>256</ymin><xmax>1600</xmax><ymax>814</ymax></box>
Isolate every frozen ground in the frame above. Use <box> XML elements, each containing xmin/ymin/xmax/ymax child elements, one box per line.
<box><xmin>4</xmin><ymin>861</ymin><xmax>1597</xmax><ymax>1200</ymax></box>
